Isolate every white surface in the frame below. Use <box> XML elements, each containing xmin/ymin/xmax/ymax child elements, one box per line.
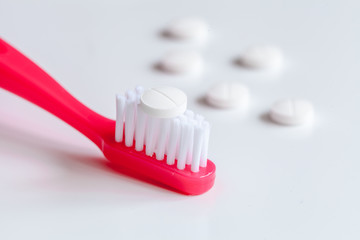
<box><xmin>163</xmin><ymin>17</ymin><xmax>209</xmax><ymax>42</ymax></box>
<box><xmin>238</xmin><ymin>45</ymin><xmax>284</xmax><ymax>70</ymax></box>
<box><xmin>140</xmin><ymin>86</ymin><xmax>187</xmax><ymax>118</ymax></box>
<box><xmin>158</xmin><ymin>50</ymin><xmax>204</xmax><ymax>74</ymax></box>
<box><xmin>206</xmin><ymin>82</ymin><xmax>249</xmax><ymax>108</ymax></box>
<box><xmin>270</xmin><ymin>99</ymin><xmax>314</xmax><ymax>125</ymax></box>
<box><xmin>0</xmin><ymin>1</ymin><xmax>359</xmax><ymax>240</ymax></box>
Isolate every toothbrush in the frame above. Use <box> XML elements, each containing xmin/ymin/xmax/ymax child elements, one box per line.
<box><xmin>0</xmin><ymin>38</ymin><xmax>216</xmax><ymax>195</ymax></box>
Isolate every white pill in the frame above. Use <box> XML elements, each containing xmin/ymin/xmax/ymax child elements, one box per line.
<box><xmin>140</xmin><ymin>86</ymin><xmax>187</xmax><ymax>118</ymax></box>
<box><xmin>206</xmin><ymin>82</ymin><xmax>249</xmax><ymax>109</ymax></box>
<box><xmin>164</xmin><ymin>17</ymin><xmax>209</xmax><ymax>42</ymax></box>
<box><xmin>158</xmin><ymin>51</ymin><xmax>203</xmax><ymax>74</ymax></box>
<box><xmin>238</xmin><ymin>46</ymin><xmax>284</xmax><ymax>70</ymax></box>
<box><xmin>269</xmin><ymin>99</ymin><xmax>314</xmax><ymax>125</ymax></box>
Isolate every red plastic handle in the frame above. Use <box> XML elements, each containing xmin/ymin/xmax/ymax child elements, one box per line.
<box><xmin>0</xmin><ymin>38</ymin><xmax>113</xmax><ymax>148</ymax></box>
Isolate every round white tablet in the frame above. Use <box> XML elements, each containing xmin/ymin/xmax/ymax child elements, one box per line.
<box><xmin>164</xmin><ymin>17</ymin><xmax>209</xmax><ymax>42</ymax></box>
<box><xmin>140</xmin><ymin>86</ymin><xmax>187</xmax><ymax>118</ymax></box>
<box><xmin>158</xmin><ymin>51</ymin><xmax>203</xmax><ymax>74</ymax></box>
<box><xmin>269</xmin><ymin>99</ymin><xmax>314</xmax><ymax>125</ymax></box>
<box><xmin>206</xmin><ymin>82</ymin><xmax>249</xmax><ymax>109</ymax></box>
<box><xmin>238</xmin><ymin>45</ymin><xmax>284</xmax><ymax>70</ymax></box>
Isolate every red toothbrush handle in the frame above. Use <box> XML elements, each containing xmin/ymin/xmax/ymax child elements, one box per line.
<box><xmin>0</xmin><ymin>38</ymin><xmax>113</xmax><ymax>148</ymax></box>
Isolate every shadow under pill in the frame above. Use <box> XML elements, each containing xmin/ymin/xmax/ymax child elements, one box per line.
<box><xmin>232</xmin><ymin>57</ymin><xmax>259</xmax><ymax>70</ymax></box>
<box><xmin>258</xmin><ymin>111</ymin><xmax>317</xmax><ymax>138</ymax></box>
<box><xmin>152</xmin><ymin>62</ymin><xmax>175</xmax><ymax>74</ymax></box>
<box><xmin>159</xmin><ymin>30</ymin><xmax>173</xmax><ymax>39</ymax></box>
<box><xmin>196</xmin><ymin>96</ymin><xmax>208</xmax><ymax>107</ymax></box>
<box><xmin>259</xmin><ymin>112</ymin><xmax>275</xmax><ymax>125</ymax></box>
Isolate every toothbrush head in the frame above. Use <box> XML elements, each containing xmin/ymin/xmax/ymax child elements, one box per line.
<box><xmin>102</xmin><ymin>135</ymin><xmax>216</xmax><ymax>195</ymax></box>
<box><xmin>109</xmin><ymin>86</ymin><xmax>216</xmax><ymax>195</ymax></box>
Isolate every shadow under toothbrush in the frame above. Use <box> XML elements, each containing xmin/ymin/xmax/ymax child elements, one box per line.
<box><xmin>0</xmin><ymin>121</ymin><xmax>190</xmax><ymax>197</ymax></box>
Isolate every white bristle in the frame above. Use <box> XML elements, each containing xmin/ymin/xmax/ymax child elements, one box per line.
<box><xmin>115</xmin><ymin>94</ymin><xmax>126</xmax><ymax>142</ymax></box>
<box><xmin>155</xmin><ymin>119</ymin><xmax>170</xmax><ymax>160</ymax></box>
<box><xmin>128</xmin><ymin>89</ymin><xmax>138</xmax><ymax>121</ymax></box>
<box><xmin>185</xmin><ymin>110</ymin><xmax>194</xmax><ymax>119</ymax></box>
<box><xmin>115</xmin><ymin>86</ymin><xmax>210</xmax><ymax>171</ymax></box>
<box><xmin>195</xmin><ymin>114</ymin><xmax>204</xmax><ymax>123</ymax></box>
<box><xmin>191</xmin><ymin>124</ymin><xmax>204</xmax><ymax>172</ymax></box>
<box><xmin>186</xmin><ymin>121</ymin><xmax>195</xmax><ymax>165</ymax></box>
<box><xmin>125</xmin><ymin>91</ymin><xmax>136</xmax><ymax>147</ymax></box>
<box><xmin>135</xmin><ymin>108</ymin><xmax>147</xmax><ymax>151</ymax></box>
<box><xmin>166</xmin><ymin>118</ymin><xmax>180</xmax><ymax>165</ymax></box>
<box><xmin>135</xmin><ymin>86</ymin><xmax>144</xmax><ymax>104</ymax></box>
<box><xmin>200</xmin><ymin>121</ymin><xmax>210</xmax><ymax>167</ymax></box>
<box><xmin>177</xmin><ymin>120</ymin><xmax>191</xmax><ymax>170</ymax></box>
<box><xmin>145</xmin><ymin>116</ymin><xmax>159</xmax><ymax>157</ymax></box>
<box><xmin>176</xmin><ymin>116</ymin><xmax>187</xmax><ymax>158</ymax></box>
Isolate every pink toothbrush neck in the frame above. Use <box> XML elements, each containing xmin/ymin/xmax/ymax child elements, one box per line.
<box><xmin>0</xmin><ymin>38</ymin><xmax>113</xmax><ymax>149</ymax></box>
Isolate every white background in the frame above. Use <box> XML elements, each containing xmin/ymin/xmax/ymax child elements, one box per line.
<box><xmin>0</xmin><ymin>0</ymin><xmax>359</xmax><ymax>239</ymax></box>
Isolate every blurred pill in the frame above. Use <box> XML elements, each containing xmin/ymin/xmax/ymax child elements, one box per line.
<box><xmin>158</xmin><ymin>51</ymin><xmax>203</xmax><ymax>74</ymax></box>
<box><xmin>206</xmin><ymin>82</ymin><xmax>249</xmax><ymax>109</ymax></box>
<box><xmin>237</xmin><ymin>45</ymin><xmax>283</xmax><ymax>70</ymax></box>
<box><xmin>164</xmin><ymin>17</ymin><xmax>209</xmax><ymax>42</ymax></box>
<box><xmin>269</xmin><ymin>99</ymin><xmax>314</xmax><ymax>125</ymax></box>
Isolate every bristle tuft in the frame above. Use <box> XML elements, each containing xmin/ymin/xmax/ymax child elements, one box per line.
<box><xmin>115</xmin><ymin>86</ymin><xmax>211</xmax><ymax>172</ymax></box>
